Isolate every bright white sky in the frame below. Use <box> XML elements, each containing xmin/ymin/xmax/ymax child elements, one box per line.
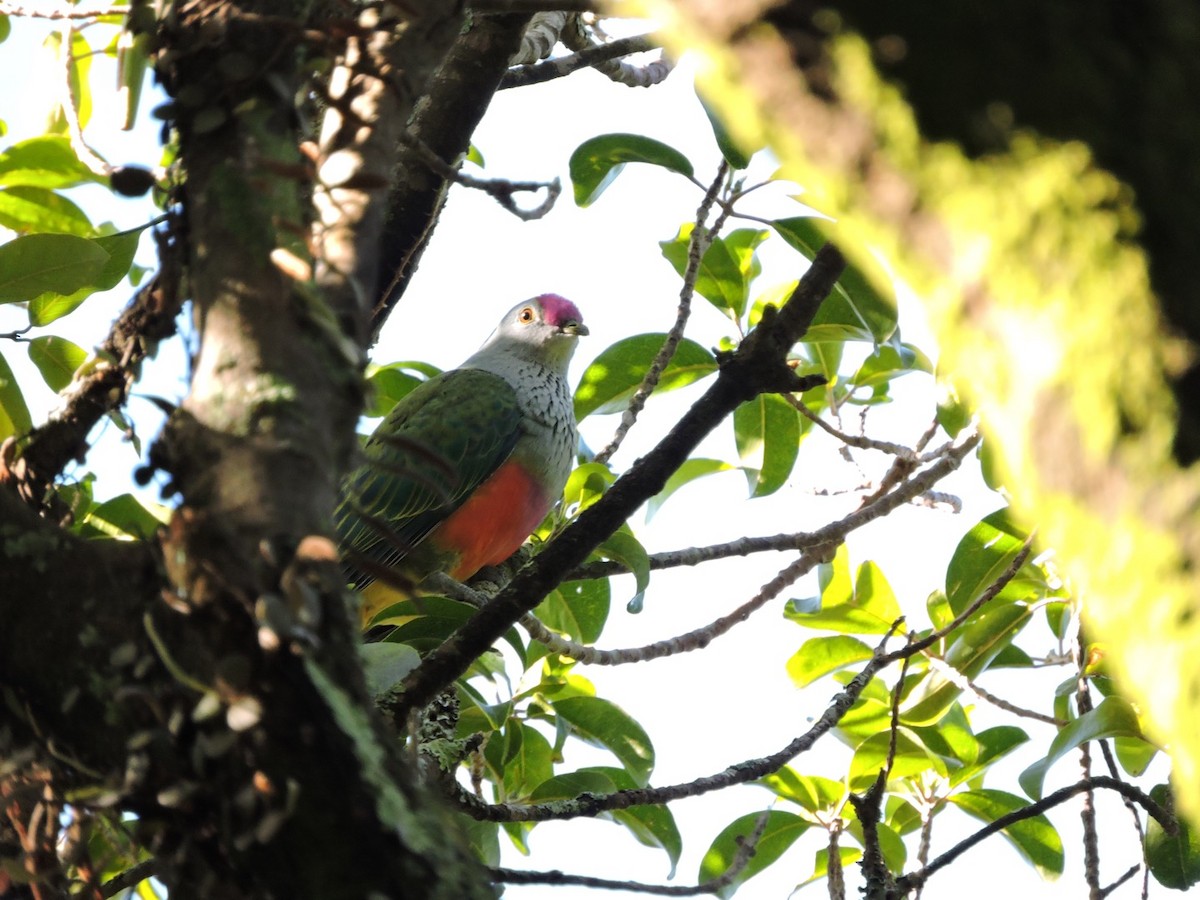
<box><xmin>0</xmin><ymin>13</ymin><xmax>1169</xmax><ymax>900</ymax></box>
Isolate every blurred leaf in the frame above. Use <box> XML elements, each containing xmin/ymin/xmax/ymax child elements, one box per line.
<box><xmin>118</xmin><ymin>31</ymin><xmax>151</xmax><ymax>130</ymax></box>
<box><xmin>0</xmin><ymin>186</ymin><xmax>93</xmax><ymax>235</ymax></box>
<box><xmin>785</xmin><ymin>549</ymin><xmax>904</xmax><ymax>635</ymax></box>
<box><xmin>786</xmin><ymin>635</ymin><xmax>874</xmax><ymax>687</ymax></box>
<box><xmin>698</xmin><ymin>89</ymin><xmax>756</xmax><ymax>169</ymax></box>
<box><xmin>949</xmin><ymin>790</ymin><xmax>1064</xmax><ymax>877</ymax></box>
<box><xmin>646</xmin><ymin>457</ymin><xmax>734</xmax><ymax>520</ymax></box>
<box><xmin>458</xmin><ymin>817</ymin><xmax>500</xmax><ymax>868</ymax></box>
<box><xmin>1114</xmin><ymin>735</ymin><xmax>1158</xmax><ymax>777</ymax></box>
<box><xmin>465</xmin><ymin>144</ymin><xmax>485</xmax><ymax>167</ymax></box>
<box><xmin>699</xmin><ymin>810</ymin><xmax>809</xmax><ymax>899</ymax></box>
<box><xmin>364</xmin><ymin>361</ymin><xmax>440</xmax><ymax>418</ymax></box>
<box><xmin>28</xmin><ymin>228</ymin><xmax>144</xmax><ymax>325</ymax></box>
<box><xmin>535</xmin><ymin>579</ymin><xmax>611</xmax><ymax>645</ymax></box>
<box><xmin>1019</xmin><ymin>696</ymin><xmax>1143</xmax><ymax>799</ymax></box>
<box><xmin>27</xmin><ymin>335</ymin><xmax>88</xmax><ymax>392</ymax></box>
<box><xmin>0</xmin><ymin>233</ymin><xmax>108</xmax><ymax>304</ymax></box>
<box><xmin>936</xmin><ymin>381</ymin><xmax>971</xmax><ymax>437</ymax></box>
<box><xmin>0</xmin><ymin>136</ymin><xmax>99</xmax><ymax>189</ymax></box>
<box><xmin>0</xmin><ymin>15</ymin><xmax>9</xmax><ymax>44</ymax></box>
<box><xmin>733</xmin><ymin>392</ymin><xmax>803</xmax><ymax>497</ymax></box>
<box><xmin>81</xmin><ymin>493</ymin><xmax>170</xmax><ymax>540</ymax></box>
<box><xmin>660</xmin><ymin>225</ymin><xmax>769</xmax><ymax>320</ymax></box>
<box><xmin>569</xmin><ymin>133</ymin><xmax>694</xmax><ymax>206</ymax></box>
<box><xmin>359</xmin><ymin>642</ymin><xmax>420</xmax><ymax>696</ymax></box>
<box><xmin>555</xmin><ymin>696</ymin><xmax>654</xmax><ymax>786</ymax></box>
<box><xmin>574</xmin><ymin>333</ymin><xmax>716</xmax><ymax>419</ymax></box>
<box><xmin>771</xmin><ymin>216</ymin><xmax>898</xmax><ymax>342</ymax></box>
<box><xmin>1146</xmin><ymin>784</ymin><xmax>1200</xmax><ymax>889</ymax></box>
<box><xmin>0</xmin><ymin>350</ymin><xmax>32</xmax><ymax>440</ymax></box>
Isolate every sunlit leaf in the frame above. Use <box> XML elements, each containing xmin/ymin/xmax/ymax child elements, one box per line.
<box><xmin>733</xmin><ymin>392</ymin><xmax>803</xmax><ymax>497</ymax></box>
<box><xmin>569</xmin><ymin>133</ymin><xmax>694</xmax><ymax>206</ymax></box>
<box><xmin>0</xmin><ymin>135</ymin><xmax>99</xmax><ymax>189</ymax></box>
<box><xmin>786</xmin><ymin>635</ymin><xmax>874</xmax><ymax>687</ymax></box>
<box><xmin>697</xmin><ymin>90</ymin><xmax>757</xmax><ymax>169</ymax></box>
<box><xmin>535</xmin><ymin>579</ymin><xmax>610</xmax><ymax>645</ymax></box>
<box><xmin>0</xmin><ymin>186</ymin><xmax>94</xmax><ymax>235</ymax></box>
<box><xmin>949</xmin><ymin>790</ymin><xmax>1065</xmax><ymax>877</ymax></box>
<box><xmin>574</xmin><ymin>333</ymin><xmax>716</xmax><ymax>419</ymax></box>
<box><xmin>757</xmin><ymin>768</ymin><xmax>844</xmax><ymax>814</ymax></box>
<box><xmin>945</xmin><ymin>508</ymin><xmax>1033</xmax><ymax>616</ymax></box>
<box><xmin>555</xmin><ymin>696</ymin><xmax>654</xmax><ymax>786</ymax></box>
<box><xmin>365</xmin><ymin>361</ymin><xmax>440</xmax><ymax>418</ymax></box>
<box><xmin>594</xmin><ymin>528</ymin><xmax>650</xmax><ymax>613</ymax></box>
<box><xmin>27</xmin><ymin>335</ymin><xmax>88</xmax><ymax>392</ymax></box>
<box><xmin>699</xmin><ymin>810</ymin><xmax>809</xmax><ymax>899</ymax></box>
<box><xmin>785</xmin><ymin>549</ymin><xmax>904</xmax><ymax>635</ymax></box>
<box><xmin>849</xmin><ymin>729</ymin><xmax>943</xmax><ymax>790</ymax></box>
<box><xmin>81</xmin><ymin>493</ymin><xmax>170</xmax><ymax>541</ymax></box>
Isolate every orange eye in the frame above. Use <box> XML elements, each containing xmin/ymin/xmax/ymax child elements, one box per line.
<box><xmin>518</xmin><ymin>306</ymin><xmax>535</xmax><ymax>323</ymax></box>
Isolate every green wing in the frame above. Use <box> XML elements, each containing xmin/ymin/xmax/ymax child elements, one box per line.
<box><xmin>335</xmin><ymin>367</ymin><xmax>521</xmax><ymax>587</ymax></box>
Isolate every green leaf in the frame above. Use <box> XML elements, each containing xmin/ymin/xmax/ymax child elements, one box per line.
<box><xmin>757</xmin><ymin>768</ymin><xmax>845</xmax><ymax>814</ymax></box>
<box><xmin>733</xmin><ymin>392</ymin><xmax>803</xmax><ymax>497</ymax></box>
<box><xmin>771</xmin><ymin>216</ymin><xmax>898</xmax><ymax>342</ymax></box>
<box><xmin>936</xmin><ymin>381</ymin><xmax>971</xmax><ymax>437</ymax></box>
<box><xmin>848</xmin><ymin>341</ymin><xmax>934</xmax><ymax>391</ymax></box>
<box><xmin>0</xmin><ymin>233</ymin><xmax>108</xmax><ymax>304</ymax></box>
<box><xmin>1019</xmin><ymin>696</ymin><xmax>1144</xmax><ymax>799</ymax></box>
<box><xmin>0</xmin><ymin>136</ymin><xmax>100</xmax><ymax>189</ymax></box>
<box><xmin>118</xmin><ymin>31</ymin><xmax>151</xmax><ymax>130</ymax></box>
<box><xmin>493</xmin><ymin>722</ymin><xmax>555</xmax><ymax>800</ymax></box>
<box><xmin>834</xmin><ymin>675</ymin><xmax>896</xmax><ymax>745</ymax></box>
<box><xmin>785</xmin><ymin>548</ymin><xmax>904</xmax><ymax>635</ymax></box>
<box><xmin>945</xmin><ymin>508</ymin><xmax>1032</xmax><ymax>616</ymax></box>
<box><xmin>27</xmin><ymin>335</ymin><xmax>88</xmax><ymax>392</ymax></box>
<box><xmin>0</xmin><ymin>15</ymin><xmax>10</xmax><ymax>44</ymax></box>
<box><xmin>574</xmin><ymin>333</ymin><xmax>716</xmax><ymax>419</ymax></box>
<box><xmin>554</xmin><ymin>696</ymin><xmax>654</xmax><ymax>786</ymax></box>
<box><xmin>1114</xmin><ymin>735</ymin><xmax>1158</xmax><ymax>777</ymax></box>
<box><xmin>359</xmin><ymin>642</ymin><xmax>421</xmax><ymax>696</ymax></box>
<box><xmin>528</xmin><ymin>769</ymin><xmax>616</xmax><ymax>801</ymax></box>
<box><xmin>845</xmin><ymin>819</ymin><xmax>907</xmax><ymax>872</ymax></box>
<box><xmin>595</xmin><ymin>528</ymin><xmax>650</xmax><ymax>613</ymax></box>
<box><xmin>535</xmin><ymin>579</ymin><xmax>611</xmax><ymax>645</ymax></box>
<box><xmin>585</xmin><ymin>766</ymin><xmax>682</xmax><ymax>877</ymax></box>
<box><xmin>561</xmin><ymin>461</ymin><xmax>616</xmax><ymax>517</ymax></box>
<box><xmin>569</xmin><ymin>133</ymin><xmax>694</xmax><ymax>206</ymax></box>
<box><xmin>949</xmin><ymin>790</ymin><xmax>1065</xmax><ymax>877</ymax></box>
<box><xmin>646</xmin><ymin>457</ymin><xmax>734</xmax><ymax>520</ymax></box>
<box><xmin>28</xmin><ymin>228</ymin><xmax>144</xmax><ymax>325</ymax></box>
<box><xmin>465</xmin><ymin>144</ymin><xmax>485</xmax><ymax>168</ymax></box>
<box><xmin>949</xmin><ymin>725</ymin><xmax>1030</xmax><ymax>786</ymax></box>
<box><xmin>849</xmin><ymin>729</ymin><xmax>942</xmax><ymax>790</ymax></box>
<box><xmin>376</xmin><ymin>596</ymin><xmax>524</xmax><ymax>662</ymax></box>
<box><xmin>901</xmin><ymin>601</ymin><xmax>1032</xmax><ymax>725</ymax></box>
<box><xmin>0</xmin><ymin>186</ymin><xmax>94</xmax><ymax>236</ymax></box>
<box><xmin>786</xmin><ymin>635</ymin><xmax>874</xmax><ymax>687</ymax></box>
<box><xmin>80</xmin><ymin>493</ymin><xmax>170</xmax><ymax>540</ymax></box>
<box><xmin>699</xmin><ymin>810</ymin><xmax>809</xmax><ymax>899</ymax></box>
<box><xmin>0</xmin><ymin>350</ymin><xmax>32</xmax><ymax>441</ymax></box>
<box><xmin>458</xmin><ymin>816</ymin><xmax>500</xmax><ymax>868</ymax></box>
<box><xmin>800</xmin><ymin>847</ymin><xmax>861</xmax><ymax>887</ymax></box>
<box><xmin>660</xmin><ymin>225</ymin><xmax>769</xmax><ymax>320</ymax></box>
<box><xmin>1146</xmin><ymin>784</ymin><xmax>1200</xmax><ymax>889</ymax></box>
<box><xmin>697</xmin><ymin>90</ymin><xmax>755</xmax><ymax>169</ymax></box>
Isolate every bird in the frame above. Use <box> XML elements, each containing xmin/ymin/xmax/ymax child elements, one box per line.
<box><xmin>335</xmin><ymin>294</ymin><xmax>588</xmax><ymax>626</ymax></box>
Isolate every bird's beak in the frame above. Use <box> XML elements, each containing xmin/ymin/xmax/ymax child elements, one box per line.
<box><xmin>561</xmin><ymin>321</ymin><xmax>589</xmax><ymax>337</ymax></box>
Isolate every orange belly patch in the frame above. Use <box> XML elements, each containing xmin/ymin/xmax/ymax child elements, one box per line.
<box><xmin>430</xmin><ymin>459</ymin><xmax>550</xmax><ymax>580</ymax></box>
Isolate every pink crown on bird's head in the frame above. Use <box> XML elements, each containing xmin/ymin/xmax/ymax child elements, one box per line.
<box><xmin>534</xmin><ymin>293</ymin><xmax>584</xmax><ymax>327</ymax></box>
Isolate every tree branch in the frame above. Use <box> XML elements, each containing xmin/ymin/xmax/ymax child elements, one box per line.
<box><xmin>500</xmin><ymin>34</ymin><xmax>661</xmax><ymax>89</ymax></box>
<box><xmin>384</xmin><ymin>243</ymin><xmax>846</xmax><ymax>720</ymax></box>
<box><xmin>894</xmin><ymin>777</ymin><xmax>1175</xmax><ymax>895</ymax></box>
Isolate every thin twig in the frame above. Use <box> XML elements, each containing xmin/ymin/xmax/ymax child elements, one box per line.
<box><xmin>593</xmin><ymin>161</ymin><xmax>728</xmax><ymax>464</ymax></box>
<box><xmin>791</xmin><ymin>397</ymin><xmax>918</xmax><ymax>459</ymax></box>
<box><xmin>0</xmin><ymin>1</ymin><xmax>124</xmax><ymax>18</ymax></box>
<box><xmin>924</xmin><ymin>656</ymin><xmax>1064</xmax><ymax>726</ymax></box>
<box><xmin>491</xmin><ymin>808</ymin><xmax>769</xmax><ymax>895</ymax></box>
<box><xmin>58</xmin><ymin>20</ymin><xmax>111</xmax><ymax>178</ymax></box>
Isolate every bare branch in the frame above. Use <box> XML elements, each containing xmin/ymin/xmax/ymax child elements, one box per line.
<box><xmin>501</xmin><ymin>34</ymin><xmax>660</xmax><ymax>89</ymax></box>
<box><xmin>0</xmin><ymin>2</ymin><xmax>123</xmax><ymax>19</ymax></box>
<box><xmin>924</xmin><ymin>656</ymin><xmax>1064</xmax><ymax>727</ymax></box>
<box><xmin>791</xmin><ymin>396</ymin><xmax>918</xmax><ymax>460</ymax></box>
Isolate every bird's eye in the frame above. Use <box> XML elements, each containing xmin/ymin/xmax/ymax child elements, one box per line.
<box><xmin>518</xmin><ymin>306</ymin><xmax>535</xmax><ymax>324</ymax></box>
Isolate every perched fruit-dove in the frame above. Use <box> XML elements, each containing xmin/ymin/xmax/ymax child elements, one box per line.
<box><xmin>335</xmin><ymin>294</ymin><xmax>587</xmax><ymax>624</ymax></box>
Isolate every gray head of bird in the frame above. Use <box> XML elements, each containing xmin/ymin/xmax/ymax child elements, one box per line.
<box><xmin>474</xmin><ymin>294</ymin><xmax>588</xmax><ymax>372</ymax></box>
